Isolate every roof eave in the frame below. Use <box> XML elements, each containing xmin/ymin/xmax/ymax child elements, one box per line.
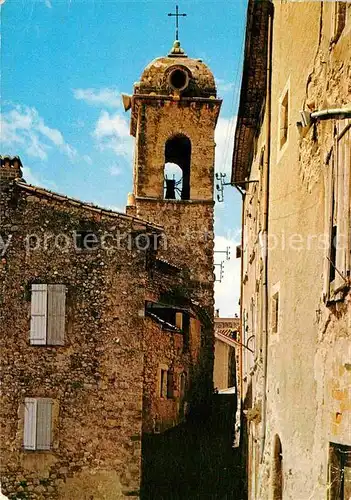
<box><xmin>231</xmin><ymin>0</ymin><xmax>271</xmax><ymax>186</ymax></box>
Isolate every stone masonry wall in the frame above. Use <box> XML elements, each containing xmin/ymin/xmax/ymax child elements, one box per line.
<box><xmin>0</xmin><ymin>184</ymin><xmax>151</xmax><ymax>499</ymax></box>
<box><xmin>142</xmin><ymin>315</ymin><xmax>202</xmax><ymax>434</ymax></box>
<box><xmin>134</xmin><ymin>102</ymin><xmax>219</xmax><ymax>201</ymax></box>
<box><xmin>136</xmin><ymin>199</ymin><xmax>215</xmax><ymax>408</ymax></box>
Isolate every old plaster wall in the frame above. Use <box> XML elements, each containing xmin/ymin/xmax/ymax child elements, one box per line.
<box><xmin>240</xmin><ymin>2</ymin><xmax>350</xmax><ymax>498</ymax></box>
<box><xmin>0</xmin><ymin>184</ymin><xmax>148</xmax><ymax>499</ymax></box>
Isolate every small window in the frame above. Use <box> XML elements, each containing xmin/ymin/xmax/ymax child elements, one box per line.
<box><xmin>160</xmin><ymin>369</ymin><xmax>174</xmax><ymax>399</ymax></box>
<box><xmin>279</xmin><ymin>90</ymin><xmax>289</xmax><ymax>150</ymax></box>
<box><xmin>168</xmin><ymin>68</ymin><xmax>189</xmax><ymax>92</ymax></box>
<box><xmin>74</xmin><ymin>230</ymin><xmax>99</xmax><ymax>250</ymax></box>
<box><xmin>175</xmin><ymin>311</ymin><xmax>190</xmax><ymax>350</ymax></box>
<box><xmin>24</xmin><ymin>398</ymin><xmax>53</xmax><ymax>451</ymax></box>
<box><xmin>271</xmin><ymin>292</ymin><xmax>279</xmax><ymax>334</ymax></box>
<box><xmin>30</xmin><ymin>284</ymin><xmax>66</xmax><ymax>346</ymax></box>
<box><xmin>160</xmin><ymin>369</ymin><xmax>168</xmax><ymax>398</ymax></box>
<box><xmin>328</xmin><ymin>443</ymin><xmax>351</xmax><ymax>499</ymax></box>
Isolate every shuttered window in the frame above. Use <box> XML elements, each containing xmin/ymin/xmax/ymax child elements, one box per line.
<box><xmin>47</xmin><ymin>285</ymin><xmax>66</xmax><ymax>345</ymax></box>
<box><xmin>30</xmin><ymin>284</ymin><xmax>66</xmax><ymax>345</ymax></box>
<box><xmin>24</xmin><ymin>398</ymin><xmax>52</xmax><ymax>451</ymax></box>
<box><xmin>160</xmin><ymin>369</ymin><xmax>168</xmax><ymax>398</ymax></box>
<box><xmin>324</xmin><ymin>123</ymin><xmax>351</xmax><ymax>301</ymax></box>
<box><xmin>23</xmin><ymin>398</ymin><xmax>37</xmax><ymax>450</ymax></box>
<box><xmin>30</xmin><ymin>285</ymin><xmax>48</xmax><ymax>345</ymax></box>
<box><xmin>167</xmin><ymin>371</ymin><xmax>174</xmax><ymax>399</ymax></box>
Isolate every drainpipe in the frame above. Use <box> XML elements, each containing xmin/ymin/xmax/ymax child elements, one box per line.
<box><xmin>311</xmin><ymin>107</ymin><xmax>351</xmax><ymax>120</ymax></box>
<box><xmin>260</xmin><ymin>0</ymin><xmax>273</xmax><ymax>464</ymax></box>
<box><xmin>300</xmin><ymin>107</ymin><xmax>351</xmax><ymax>127</ymax></box>
<box><xmin>234</xmin><ymin>184</ymin><xmax>245</xmax><ymax>409</ymax></box>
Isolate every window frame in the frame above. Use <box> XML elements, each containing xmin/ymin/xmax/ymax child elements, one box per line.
<box><xmin>159</xmin><ymin>365</ymin><xmax>175</xmax><ymax>400</ymax></box>
<box><xmin>30</xmin><ymin>284</ymin><xmax>66</xmax><ymax>346</ymax></box>
<box><xmin>277</xmin><ymin>79</ymin><xmax>290</xmax><ymax>162</ymax></box>
<box><xmin>327</xmin><ymin>442</ymin><xmax>351</xmax><ymax>500</ymax></box>
<box><xmin>324</xmin><ymin>122</ymin><xmax>351</xmax><ymax>303</ymax></box>
<box><xmin>331</xmin><ymin>2</ymin><xmax>347</xmax><ymax>45</ymax></box>
<box><xmin>23</xmin><ymin>398</ymin><xmax>53</xmax><ymax>452</ymax></box>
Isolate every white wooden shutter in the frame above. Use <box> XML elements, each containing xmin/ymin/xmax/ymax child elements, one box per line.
<box><xmin>36</xmin><ymin>399</ymin><xmax>52</xmax><ymax>450</ymax></box>
<box><xmin>335</xmin><ymin>124</ymin><xmax>350</xmax><ymax>294</ymax></box>
<box><xmin>345</xmin><ymin>128</ymin><xmax>351</xmax><ymax>276</ymax></box>
<box><xmin>341</xmin><ymin>127</ymin><xmax>351</xmax><ymax>278</ymax></box>
<box><xmin>30</xmin><ymin>284</ymin><xmax>48</xmax><ymax>345</ymax></box>
<box><xmin>47</xmin><ymin>285</ymin><xmax>66</xmax><ymax>345</ymax></box>
<box><xmin>24</xmin><ymin>398</ymin><xmax>37</xmax><ymax>450</ymax></box>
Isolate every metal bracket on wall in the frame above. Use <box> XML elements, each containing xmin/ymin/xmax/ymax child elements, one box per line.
<box><xmin>216</xmin><ymin>172</ymin><xmax>259</xmax><ymax>200</ymax></box>
<box><xmin>214</xmin><ymin>246</ymin><xmax>231</xmax><ymax>261</ymax></box>
<box><xmin>215</xmin><ymin>173</ymin><xmax>232</xmax><ymax>202</ymax></box>
<box><xmin>214</xmin><ymin>261</ymin><xmax>224</xmax><ymax>283</ymax></box>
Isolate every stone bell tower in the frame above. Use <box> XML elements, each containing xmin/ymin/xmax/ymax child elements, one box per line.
<box><xmin>125</xmin><ymin>40</ymin><xmax>222</xmax><ymax>407</ymax></box>
<box><xmin>126</xmin><ymin>41</ymin><xmax>221</xmax><ymax>310</ymax></box>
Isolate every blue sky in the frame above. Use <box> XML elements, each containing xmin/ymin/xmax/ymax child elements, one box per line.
<box><xmin>1</xmin><ymin>0</ymin><xmax>247</xmax><ymax>315</ymax></box>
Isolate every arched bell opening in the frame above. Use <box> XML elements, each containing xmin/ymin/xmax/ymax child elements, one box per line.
<box><xmin>164</xmin><ymin>135</ymin><xmax>191</xmax><ymax>200</ymax></box>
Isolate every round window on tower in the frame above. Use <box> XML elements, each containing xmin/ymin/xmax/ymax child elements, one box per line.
<box><xmin>168</xmin><ymin>67</ymin><xmax>189</xmax><ymax>92</ymax></box>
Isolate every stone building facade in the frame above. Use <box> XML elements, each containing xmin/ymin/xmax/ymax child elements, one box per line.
<box><xmin>232</xmin><ymin>1</ymin><xmax>350</xmax><ymax>498</ymax></box>
<box><xmin>0</xmin><ymin>41</ymin><xmax>220</xmax><ymax>499</ymax></box>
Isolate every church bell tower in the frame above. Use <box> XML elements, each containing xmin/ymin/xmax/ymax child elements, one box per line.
<box><xmin>125</xmin><ymin>39</ymin><xmax>222</xmax><ymax>313</ymax></box>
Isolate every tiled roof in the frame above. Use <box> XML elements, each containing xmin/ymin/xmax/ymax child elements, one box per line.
<box><xmin>231</xmin><ymin>0</ymin><xmax>271</xmax><ymax>185</ymax></box>
<box><xmin>214</xmin><ymin>317</ymin><xmax>240</xmax><ymax>345</ymax></box>
<box><xmin>15</xmin><ymin>180</ymin><xmax>163</xmax><ymax>231</ymax></box>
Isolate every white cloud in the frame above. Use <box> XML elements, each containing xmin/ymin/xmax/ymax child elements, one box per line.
<box><xmin>93</xmin><ymin>110</ymin><xmax>133</xmax><ymax>160</ymax></box>
<box><xmin>0</xmin><ymin>105</ymin><xmax>76</xmax><ymax>161</ymax></box>
<box><xmin>73</xmin><ymin>88</ymin><xmax>122</xmax><ymax>108</ymax></box>
<box><xmin>43</xmin><ymin>0</ymin><xmax>52</xmax><ymax>8</ymax></box>
<box><xmin>93</xmin><ymin>201</ymin><xmax>125</xmax><ymax>213</ymax></box>
<box><xmin>21</xmin><ymin>165</ymin><xmax>57</xmax><ymax>191</ymax></box>
<box><xmin>216</xmin><ymin>79</ymin><xmax>235</xmax><ymax>93</ymax></box>
<box><xmin>83</xmin><ymin>154</ymin><xmax>93</xmax><ymax>165</ymax></box>
<box><xmin>109</xmin><ymin>165</ymin><xmax>122</xmax><ymax>176</ymax></box>
<box><xmin>215</xmin><ymin>115</ymin><xmax>236</xmax><ymax>178</ymax></box>
<box><xmin>214</xmin><ymin>233</ymin><xmax>241</xmax><ymax>317</ymax></box>
<box><xmin>22</xmin><ymin>166</ymin><xmax>41</xmax><ymax>186</ymax></box>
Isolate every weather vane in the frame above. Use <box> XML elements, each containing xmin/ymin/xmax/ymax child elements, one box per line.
<box><xmin>168</xmin><ymin>5</ymin><xmax>187</xmax><ymax>41</ymax></box>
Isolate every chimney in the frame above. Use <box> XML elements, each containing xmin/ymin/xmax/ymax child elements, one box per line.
<box><xmin>0</xmin><ymin>156</ymin><xmax>23</xmax><ymax>185</ymax></box>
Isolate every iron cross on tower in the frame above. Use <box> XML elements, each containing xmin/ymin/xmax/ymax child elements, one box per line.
<box><xmin>168</xmin><ymin>5</ymin><xmax>187</xmax><ymax>41</ymax></box>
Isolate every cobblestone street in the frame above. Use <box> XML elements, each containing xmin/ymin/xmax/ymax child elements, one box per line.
<box><xmin>142</xmin><ymin>395</ymin><xmax>246</xmax><ymax>500</ymax></box>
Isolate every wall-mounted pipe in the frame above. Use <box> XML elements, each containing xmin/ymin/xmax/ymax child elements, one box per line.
<box><xmin>311</xmin><ymin>107</ymin><xmax>351</xmax><ymax>120</ymax></box>
<box><xmin>300</xmin><ymin>107</ymin><xmax>351</xmax><ymax>127</ymax></box>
